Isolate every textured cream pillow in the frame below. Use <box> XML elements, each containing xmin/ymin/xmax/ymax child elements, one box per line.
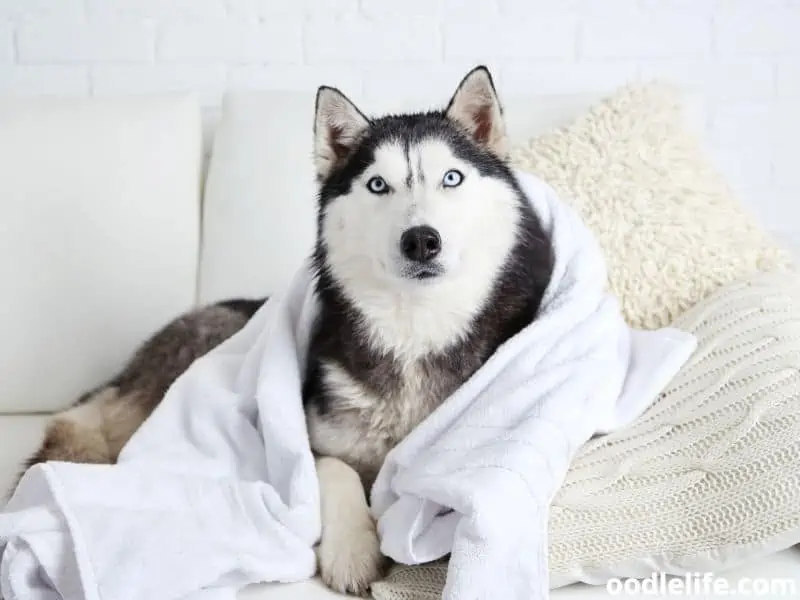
<box><xmin>510</xmin><ymin>82</ymin><xmax>793</xmax><ymax>330</ymax></box>
<box><xmin>372</xmin><ymin>271</ymin><xmax>800</xmax><ymax>598</ymax></box>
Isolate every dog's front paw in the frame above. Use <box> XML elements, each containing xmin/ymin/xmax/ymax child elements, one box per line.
<box><xmin>317</xmin><ymin>517</ymin><xmax>384</xmax><ymax>596</ymax></box>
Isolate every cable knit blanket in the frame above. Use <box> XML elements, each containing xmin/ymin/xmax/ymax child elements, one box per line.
<box><xmin>0</xmin><ymin>171</ymin><xmax>696</xmax><ymax>600</ymax></box>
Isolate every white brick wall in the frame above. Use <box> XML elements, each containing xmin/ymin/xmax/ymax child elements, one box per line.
<box><xmin>0</xmin><ymin>0</ymin><xmax>797</xmax><ymax>236</ymax></box>
<box><xmin>17</xmin><ymin>19</ymin><xmax>156</xmax><ymax>63</ymax></box>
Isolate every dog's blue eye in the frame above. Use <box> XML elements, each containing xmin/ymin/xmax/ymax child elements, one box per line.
<box><xmin>442</xmin><ymin>169</ymin><xmax>464</xmax><ymax>188</ymax></box>
<box><xmin>367</xmin><ymin>176</ymin><xmax>389</xmax><ymax>194</ymax></box>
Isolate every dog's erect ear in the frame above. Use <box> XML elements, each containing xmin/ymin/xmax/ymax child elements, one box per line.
<box><xmin>313</xmin><ymin>86</ymin><xmax>370</xmax><ymax>181</ymax></box>
<box><xmin>445</xmin><ymin>66</ymin><xmax>507</xmax><ymax>157</ymax></box>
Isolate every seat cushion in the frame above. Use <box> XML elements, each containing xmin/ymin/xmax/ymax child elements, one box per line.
<box><xmin>0</xmin><ymin>94</ymin><xmax>203</xmax><ymax>413</ymax></box>
<box><xmin>239</xmin><ymin>580</ymin><xmax>346</xmax><ymax>600</ymax></box>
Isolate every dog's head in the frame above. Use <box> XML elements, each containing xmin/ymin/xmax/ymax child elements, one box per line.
<box><xmin>312</xmin><ymin>66</ymin><xmax>524</xmax><ymax>310</ymax></box>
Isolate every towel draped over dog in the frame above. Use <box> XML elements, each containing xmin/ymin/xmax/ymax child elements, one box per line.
<box><xmin>0</xmin><ymin>171</ymin><xmax>696</xmax><ymax>600</ymax></box>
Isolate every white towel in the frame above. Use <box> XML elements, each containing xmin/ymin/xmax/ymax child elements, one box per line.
<box><xmin>0</xmin><ymin>264</ymin><xmax>323</xmax><ymax>600</ymax></box>
<box><xmin>0</xmin><ymin>171</ymin><xmax>696</xmax><ymax>600</ymax></box>
<box><xmin>370</xmin><ymin>171</ymin><xmax>697</xmax><ymax>600</ymax></box>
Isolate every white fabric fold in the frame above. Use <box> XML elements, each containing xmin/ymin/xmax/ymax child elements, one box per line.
<box><xmin>1</xmin><ymin>263</ymin><xmax>322</xmax><ymax>600</ymax></box>
<box><xmin>0</xmin><ymin>171</ymin><xmax>696</xmax><ymax>600</ymax></box>
<box><xmin>370</xmin><ymin>172</ymin><xmax>697</xmax><ymax>600</ymax></box>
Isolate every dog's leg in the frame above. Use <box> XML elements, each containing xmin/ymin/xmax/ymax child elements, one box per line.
<box><xmin>315</xmin><ymin>455</ymin><xmax>384</xmax><ymax>596</ymax></box>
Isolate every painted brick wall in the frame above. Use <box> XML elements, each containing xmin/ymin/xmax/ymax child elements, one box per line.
<box><xmin>0</xmin><ymin>0</ymin><xmax>798</xmax><ymax>237</ymax></box>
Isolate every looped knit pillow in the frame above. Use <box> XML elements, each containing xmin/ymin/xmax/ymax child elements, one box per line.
<box><xmin>372</xmin><ymin>272</ymin><xmax>800</xmax><ymax>599</ymax></box>
<box><xmin>510</xmin><ymin>81</ymin><xmax>792</xmax><ymax>330</ymax></box>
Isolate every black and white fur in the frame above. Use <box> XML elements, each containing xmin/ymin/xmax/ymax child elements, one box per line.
<box><xmin>13</xmin><ymin>66</ymin><xmax>554</xmax><ymax>597</ymax></box>
<box><xmin>304</xmin><ymin>65</ymin><xmax>553</xmax><ymax>593</ymax></box>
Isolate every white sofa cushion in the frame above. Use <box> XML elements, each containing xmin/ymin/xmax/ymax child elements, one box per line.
<box><xmin>0</xmin><ymin>94</ymin><xmax>202</xmax><ymax>413</ymax></box>
<box><xmin>199</xmin><ymin>91</ymin><xmax>319</xmax><ymax>304</ymax></box>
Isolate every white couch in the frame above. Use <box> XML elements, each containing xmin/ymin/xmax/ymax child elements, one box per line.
<box><xmin>1</xmin><ymin>90</ymin><xmax>799</xmax><ymax>600</ymax></box>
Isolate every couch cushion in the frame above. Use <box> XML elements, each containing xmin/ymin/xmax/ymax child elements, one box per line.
<box><xmin>0</xmin><ymin>94</ymin><xmax>202</xmax><ymax>413</ymax></box>
<box><xmin>199</xmin><ymin>91</ymin><xmax>318</xmax><ymax>303</ymax></box>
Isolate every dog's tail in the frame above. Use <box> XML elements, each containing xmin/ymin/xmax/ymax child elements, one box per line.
<box><xmin>215</xmin><ymin>297</ymin><xmax>269</xmax><ymax>320</ymax></box>
<box><xmin>7</xmin><ymin>296</ymin><xmax>268</xmax><ymax>502</ymax></box>
<box><xmin>7</xmin><ymin>385</ymin><xmax>123</xmax><ymax>502</ymax></box>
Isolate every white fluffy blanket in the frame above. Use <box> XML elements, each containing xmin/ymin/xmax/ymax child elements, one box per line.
<box><xmin>0</xmin><ymin>171</ymin><xmax>696</xmax><ymax>600</ymax></box>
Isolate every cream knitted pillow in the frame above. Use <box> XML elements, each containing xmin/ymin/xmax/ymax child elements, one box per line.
<box><xmin>510</xmin><ymin>82</ymin><xmax>792</xmax><ymax>330</ymax></box>
<box><xmin>372</xmin><ymin>272</ymin><xmax>800</xmax><ymax>599</ymax></box>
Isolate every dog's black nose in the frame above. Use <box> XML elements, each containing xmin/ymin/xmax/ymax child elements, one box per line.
<box><xmin>400</xmin><ymin>226</ymin><xmax>442</xmax><ymax>262</ymax></box>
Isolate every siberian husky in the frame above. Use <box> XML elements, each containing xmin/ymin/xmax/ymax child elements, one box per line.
<box><xmin>13</xmin><ymin>66</ymin><xmax>554</xmax><ymax>596</ymax></box>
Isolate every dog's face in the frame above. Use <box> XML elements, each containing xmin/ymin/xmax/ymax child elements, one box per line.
<box><xmin>313</xmin><ymin>66</ymin><xmax>522</xmax><ymax>308</ymax></box>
